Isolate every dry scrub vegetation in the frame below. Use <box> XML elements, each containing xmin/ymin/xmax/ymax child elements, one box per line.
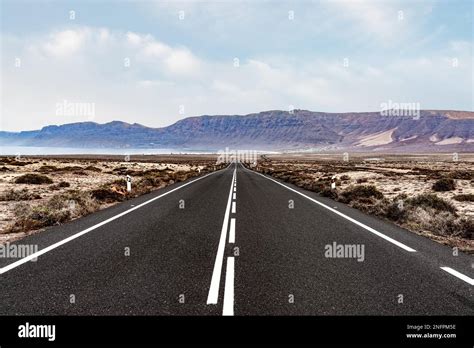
<box><xmin>0</xmin><ymin>155</ymin><xmax>224</xmax><ymax>243</ymax></box>
<box><xmin>251</xmin><ymin>155</ymin><xmax>473</xmax><ymax>252</ymax></box>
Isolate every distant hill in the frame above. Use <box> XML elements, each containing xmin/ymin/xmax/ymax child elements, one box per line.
<box><xmin>1</xmin><ymin>110</ymin><xmax>473</xmax><ymax>152</ymax></box>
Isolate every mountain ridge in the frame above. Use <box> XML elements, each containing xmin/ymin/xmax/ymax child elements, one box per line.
<box><xmin>1</xmin><ymin>110</ymin><xmax>473</xmax><ymax>152</ymax></box>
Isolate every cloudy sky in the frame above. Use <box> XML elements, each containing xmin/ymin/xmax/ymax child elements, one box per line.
<box><xmin>1</xmin><ymin>0</ymin><xmax>472</xmax><ymax>131</ymax></box>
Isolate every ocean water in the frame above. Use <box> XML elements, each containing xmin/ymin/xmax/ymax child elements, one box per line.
<box><xmin>0</xmin><ymin>146</ymin><xmax>213</xmax><ymax>156</ymax></box>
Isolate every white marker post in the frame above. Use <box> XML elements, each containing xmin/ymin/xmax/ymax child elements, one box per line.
<box><xmin>331</xmin><ymin>175</ymin><xmax>336</xmax><ymax>190</ymax></box>
<box><xmin>126</xmin><ymin>175</ymin><xmax>132</xmax><ymax>192</ymax></box>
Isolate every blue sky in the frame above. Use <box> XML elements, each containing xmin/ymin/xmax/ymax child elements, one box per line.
<box><xmin>1</xmin><ymin>0</ymin><xmax>473</xmax><ymax>131</ymax></box>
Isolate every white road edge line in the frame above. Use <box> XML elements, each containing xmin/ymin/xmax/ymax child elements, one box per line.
<box><xmin>440</xmin><ymin>267</ymin><xmax>474</xmax><ymax>286</ymax></box>
<box><xmin>242</xmin><ymin>164</ymin><xmax>416</xmax><ymax>253</ymax></box>
<box><xmin>229</xmin><ymin>218</ymin><xmax>236</xmax><ymax>244</ymax></box>
<box><xmin>0</xmin><ymin>166</ymin><xmax>229</xmax><ymax>275</ymax></box>
<box><xmin>207</xmin><ymin>165</ymin><xmax>236</xmax><ymax>304</ymax></box>
<box><xmin>223</xmin><ymin>257</ymin><xmax>235</xmax><ymax>316</ymax></box>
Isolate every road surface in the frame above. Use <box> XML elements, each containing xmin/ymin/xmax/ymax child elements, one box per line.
<box><xmin>0</xmin><ymin>163</ymin><xmax>472</xmax><ymax>315</ymax></box>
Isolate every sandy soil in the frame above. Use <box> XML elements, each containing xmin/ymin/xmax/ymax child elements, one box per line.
<box><xmin>357</xmin><ymin>128</ymin><xmax>396</xmax><ymax>147</ymax></box>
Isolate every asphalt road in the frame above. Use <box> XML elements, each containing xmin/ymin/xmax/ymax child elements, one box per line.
<box><xmin>0</xmin><ymin>163</ymin><xmax>472</xmax><ymax>315</ymax></box>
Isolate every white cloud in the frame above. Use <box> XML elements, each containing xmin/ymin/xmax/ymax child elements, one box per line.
<box><xmin>126</xmin><ymin>31</ymin><xmax>145</xmax><ymax>45</ymax></box>
<box><xmin>125</xmin><ymin>31</ymin><xmax>201</xmax><ymax>76</ymax></box>
<box><xmin>42</xmin><ymin>29</ymin><xmax>89</xmax><ymax>57</ymax></box>
<box><xmin>334</xmin><ymin>0</ymin><xmax>397</xmax><ymax>40</ymax></box>
<box><xmin>1</xmin><ymin>24</ymin><xmax>472</xmax><ymax>132</ymax></box>
<box><xmin>164</xmin><ymin>49</ymin><xmax>200</xmax><ymax>75</ymax></box>
<box><xmin>142</xmin><ymin>41</ymin><xmax>171</xmax><ymax>57</ymax></box>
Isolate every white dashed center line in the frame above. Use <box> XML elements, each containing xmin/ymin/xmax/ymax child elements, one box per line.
<box><xmin>207</xmin><ymin>166</ymin><xmax>236</xmax><ymax>304</ymax></box>
<box><xmin>208</xmin><ymin>163</ymin><xmax>238</xmax><ymax>315</ymax></box>
<box><xmin>223</xmin><ymin>257</ymin><xmax>235</xmax><ymax>316</ymax></box>
<box><xmin>229</xmin><ymin>218</ymin><xmax>236</xmax><ymax>244</ymax></box>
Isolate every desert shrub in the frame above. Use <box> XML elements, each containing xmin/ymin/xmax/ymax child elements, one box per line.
<box><xmin>407</xmin><ymin>193</ymin><xmax>456</xmax><ymax>213</ymax></box>
<box><xmin>385</xmin><ymin>201</ymin><xmax>408</xmax><ymax>222</ymax></box>
<box><xmin>296</xmin><ymin>176</ymin><xmax>308</xmax><ymax>185</ymax></box>
<box><xmin>340</xmin><ymin>175</ymin><xmax>350</xmax><ymax>181</ymax></box>
<box><xmin>50</xmin><ymin>182</ymin><xmax>70</xmax><ymax>191</ymax></box>
<box><xmin>320</xmin><ymin>188</ymin><xmax>338</xmax><ymax>199</ymax></box>
<box><xmin>11</xmin><ymin>202</ymin><xmax>67</xmax><ymax>231</ymax></box>
<box><xmin>60</xmin><ymin>166</ymin><xmax>84</xmax><ymax>172</ymax></box>
<box><xmin>8</xmin><ymin>160</ymin><xmax>31</xmax><ymax>166</ymax></box>
<box><xmin>48</xmin><ymin>190</ymin><xmax>99</xmax><ymax>216</ymax></box>
<box><xmin>455</xmin><ymin>218</ymin><xmax>474</xmax><ymax>239</ymax></box>
<box><xmin>37</xmin><ymin>165</ymin><xmax>58</xmax><ymax>173</ymax></box>
<box><xmin>299</xmin><ymin>181</ymin><xmax>311</xmax><ymax>190</ymax></box>
<box><xmin>12</xmin><ymin>202</ymin><xmax>31</xmax><ymax>219</ymax></box>
<box><xmin>352</xmin><ymin>197</ymin><xmax>390</xmax><ymax>216</ymax></box>
<box><xmin>170</xmin><ymin>171</ymin><xmax>192</xmax><ymax>182</ymax></box>
<box><xmin>356</xmin><ymin>177</ymin><xmax>368</xmax><ymax>183</ymax></box>
<box><xmin>119</xmin><ymin>169</ymin><xmax>139</xmax><ymax>176</ymax></box>
<box><xmin>304</xmin><ymin>181</ymin><xmax>322</xmax><ymax>193</ymax></box>
<box><xmin>110</xmin><ymin>179</ymin><xmax>127</xmax><ymax>188</ymax></box>
<box><xmin>95</xmin><ymin>175</ymin><xmax>166</xmax><ymax>199</ymax></box>
<box><xmin>405</xmin><ymin>208</ymin><xmax>472</xmax><ymax>238</ymax></box>
<box><xmin>85</xmin><ymin>165</ymin><xmax>102</xmax><ymax>172</ymax></box>
<box><xmin>27</xmin><ymin>205</ymin><xmax>71</xmax><ymax>227</ymax></box>
<box><xmin>432</xmin><ymin>178</ymin><xmax>456</xmax><ymax>192</ymax></box>
<box><xmin>1</xmin><ymin>157</ymin><xmax>32</xmax><ymax>165</ymax></box>
<box><xmin>448</xmin><ymin>170</ymin><xmax>472</xmax><ymax>180</ymax></box>
<box><xmin>453</xmin><ymin>194</ymin><xmax>474</xmax><ymax>202</ymax></box>
<box><xmin>139</xmin><ymin>176</ymin><xmax>164</xmax><ymax>187</ymax></box>
<box><xmin>73</xmin><ymin>170</ymin><xmax>88</xmax><ymax>176</ymax></box>
<box><xmin>10</xmin><ymin>190</ymin><xmax>98</xmax><ymax>232</ymax></box>
<box><xmin>340</xmin><ymin>185</ymin><xmax>384</xmax><ymax>203</ymax></box>
<box><xmin>94</xmin><ymin>179</ymin><xmax>129</xmax><ymax>200</ymax></box>
<box><xmin>0</xmin><ymin>188</ymin><xmax>41</xmax><ymax>201</ymax></box>
<box><xmin>395</xmin><ymin>193</ymin><xmax>408</xmax><ymax>200</ymax></box>
<box><xmin>90</xmin><ymin>188</ymin><xmax>124</xmax><ymax>203</ymax></box>
<box><xmin>15</xmin><ymin>173</ymin><xmax>53</xmax><ymax>184</ymax></box>
<box><xmin>142</xmin><ymin>168</ymin><xmax>170</xmax><ymax>176</ymax></box>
